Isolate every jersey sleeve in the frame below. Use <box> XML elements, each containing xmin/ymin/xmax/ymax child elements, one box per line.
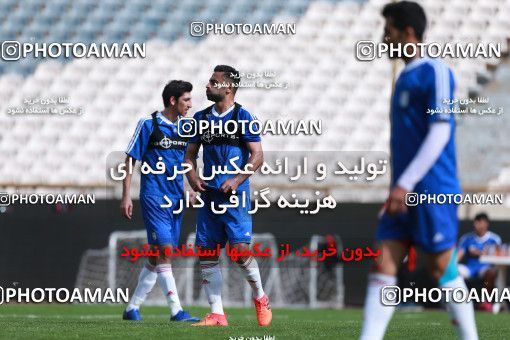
<box><xmin>239</xmin><ymin>108</ymin><xmax>261</xmax><ymax>143</ymax></box>
<box><xmin>458</xmin><ymin>234</ymin><xmax>470</xmax><ymax>252</ymax></box>
<box><xmin>492</xmin><ymin>233</ymin><xmax>502</xmax><ymax>246</ymax></box>
<box><xmin>426</xmin><ymin>62</ymin><xmax>455</xmax><ymax>124</ymax></box>
<box><xmin>125</xmin><ymin>118</ymin><xmax>151</xmax><ymax>161</ymax></box>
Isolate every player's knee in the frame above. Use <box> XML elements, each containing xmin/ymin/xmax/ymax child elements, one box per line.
<box><xmin>485</xmin><ymin>268</ymin><xmax>498</xmax><ymax>280</ymax></box>
<box><xmin>156</xmin><ymin>256</ymin><xmax>171</xmax><ymax>265</ymax></box>
<box><xmin>148</xmin><ymin>255</ymin><xmax>157</xmax><ymax>266</ymax></box>
<box><xmin>155</xmin><ymin>245</ymin><xmax>172</xmax><ymax>264</ymax></box>
<box><xmin>430</xmin><ymin>269</ymin><xmax>443</xmax><ymax>283</ymax></box>
<box><xmin>371</xmin><ymin>261</ymin><xmax>397</xmax><ymax>276</ymax></box>
<box><xmin>199</xmin><ymin>255</ymin><xmax>219</xmax><ymax>262</ymax></box>
<box><xmin>236</xmin><ymin>255</ymin><xmax>252</xmax><ymax>265</ymax></box>
<box><xmin>230</xmin><ymin>243</ymin><xmax>251</xmax><ymax>264</ymax></box>
<box><xmin>434</xmin><ymin>249</ymin><xmax>458</xmax><ymax>285</ymax></box>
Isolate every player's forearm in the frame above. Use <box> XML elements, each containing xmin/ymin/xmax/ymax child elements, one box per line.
<box><xmin>184</xmin><ymin>156</ymin><xmax>199</xmax><ymax>182</ymax></box>
<box><xmin>457</xmin><ymin>250</ymin><xmax>464</xmax><ymax>262</ymax></box>
<box><xmin>122</xmin><ymin>156</ymin><xmax>134</xmax><ymax>199</ymax></box>
<box><xmin>234</xmin><ymin>149</ymin><xmax>263</xmax><ymax>184</ymax></box>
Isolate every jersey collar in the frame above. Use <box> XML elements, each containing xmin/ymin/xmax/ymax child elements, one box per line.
<box><xmin>474</xmin><ymin>231</ymin><xmax>491</xmax><ymax>243</ymax></box>
<box><xmin>212</xmin><ymin>104</ymin><xmax>235</xmax><ymax>118</ymax></box>
<box><xmin>402</xmin><ymin>57</ymin><xmax>430</xmax><ymax>73</ymax></box>
<box><xmin>157</xmin><ymin>112</ymin><xmax>176</xmax><ymax>125</ymax></box>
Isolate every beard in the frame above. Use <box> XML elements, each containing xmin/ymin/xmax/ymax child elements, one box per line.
<box><xmin>206</xmin><ymin>91</ymin><xmax>223</xmax><ymax>102</ymax></box>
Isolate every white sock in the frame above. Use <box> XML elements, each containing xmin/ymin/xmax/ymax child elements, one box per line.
<box><xmin>126</xmin><ymin>262</ymin><xmax>157</xmax><ymax>312</ymax></box>
<box><xmin>238</xmin><ymin>257</ymin><xmax>265</xmax><ymax>299</ymax></box>
<box><xmin>200</xmin><ymin>260</ymin><xmax>224</xmax><ymax>315</ymax></box>
<box><xmin>156</xmin><ymin>264</ymin><xmax>182</xmax><ymax>316</ymax></box>
<box><xmin>360</xmin><ymin>273</ymin><xmax>397</xmax><ymax>340</ymax></box>
<box><xmin>441</xmin><ymin>276</ymin><xmax>478</xmax><ymax>340</ymax></box>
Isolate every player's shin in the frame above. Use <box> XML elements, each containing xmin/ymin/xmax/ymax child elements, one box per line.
<box><xmin>156</xmin><ymin>263</ymin><xmax>183</xmax><ymax>316</ymax></box>
<box><xmin>439</xmin><ymin>249</ymin><xmax>478</xmax><ymax>340</ymax></box>
<box><xmin>238</xmin><ymin>256</ymin><xmax>264</xmax><ymax>299</ymax></box>
<box><xmin>200</xmin><ymin>260</ymin><xmax>224</xmax><ymax>315</ymax></box>
<box><xmin>126</xmin><ymin>261</ymin><xmax>157</xmax><ymax>312</ymax></box>
<box><xmin>360</xmin><ymin>272</ymin><xmax>397</xmax><ymax>340</ymax></box>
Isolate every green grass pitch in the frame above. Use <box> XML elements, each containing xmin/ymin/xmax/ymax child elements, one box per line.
<box><xmin>0</xmin><ymin>304</ymin><xmax>509</xmax><ymax>339</ymax></box>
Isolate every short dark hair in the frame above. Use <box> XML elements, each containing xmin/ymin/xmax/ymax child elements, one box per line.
<box><xmin>214</xmin><ymin>64</ymin><xmax>240</xmax><ymax>94</ymax></box>
<box><xmin>382</xmin><ymin>1</ymin><xmax>427</xmax><ymax>41</ymax></box>
<box><xmin>162</xmin><ymin>80</ymin><xmax>192</xmax><ymax>107</ymax></box>
<box><xmin>474</xmin><ymin>212</ymin><xmax>489</xmax><ymax>222</ymax></box>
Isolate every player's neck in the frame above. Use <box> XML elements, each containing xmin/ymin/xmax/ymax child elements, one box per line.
<box><xmin>403</xmin><ymin>42</ymin><xmax>422</xmax><ymax>64</ymax></box>
<box><xmin>403</xmin><ymin>54</ymin><xmax>420</xmax><ymax>64</ymax></box>
<box><xmin>475</xmin><ymin>230</ymin><xmax>487</xmax><ymax>238</ymax></box>
<box><xmin>162</xmin><ymin>108</ymin><xmax>179</xmax><ymax>123</ymax></box>
<box><xmin>214</xmin><ymin>100</ymin><xmax>235</xmax><ymax>114</ymax></box>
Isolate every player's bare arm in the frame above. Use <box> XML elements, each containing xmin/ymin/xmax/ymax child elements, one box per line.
<box><xmin>120</xmin><ymin>155</ymin><xmax>136</xmax><ymax>219</ymax></box>
<box><xmin>220</xmin><ymin>141</ymin><xmax>263</xmax><ymax>193</ymax></box>
<box><xmin>386</xmin><ymin>185</ymin><xmax>408</xmax><ymax>216</ymax></box>
<box><xmin>184</xmin><ymin>143</ymin><xmax>207</xmax><ymax>192</ymax></box>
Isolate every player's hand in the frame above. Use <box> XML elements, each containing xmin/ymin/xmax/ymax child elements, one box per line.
<box><xmin>387</xmin><ymin>185</ymin><xmax>408</xmax><ymax>216</ymax></box>
<box><xmin>190</xmin><ymin>177</ymin><xmax>207</xmax><ymax>192</ymax></box>
<box><xmin>120</xmin><ymin>197</ymin><xmax>133</xmax><ymax>220</ymax></box>
<box><xmin>189</xmin><ymin>190</ymin><xmax>198</xmax><ymax>205</ymax></box>
<box><xmin>468</xmin><ymin>246</ymin><xmax>482</xmax><ymax>257</ymax></box>
<box><xmin>220</xmin><ymin>177</ymin><xmax>240</xmax><ymax>193</ymax></box>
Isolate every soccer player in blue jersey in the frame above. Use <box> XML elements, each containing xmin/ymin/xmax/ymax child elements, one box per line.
<box><xmin>360</xmin><ymin>2</ymin><xmax>478</xmax><ymax>339</ymax></box>
<box><xmin>184</xmin><ymin>65</ymin><xmax>272</xmax><ymax>327</ymax></box>
<box><xmin>458</xmin><ymin>213</ymin><xmax>501</xmax><ymax>312</ymax></box>
<box><xmin>120</xmin><ymin>80</ymin><xmax>199</xmax><ymax>322</ymax></box>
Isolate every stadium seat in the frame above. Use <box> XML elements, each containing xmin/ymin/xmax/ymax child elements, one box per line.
<box><xmin>0</xmin><ymin>0</ymin><xmax>507</xmax><ymax>198</ymax></box>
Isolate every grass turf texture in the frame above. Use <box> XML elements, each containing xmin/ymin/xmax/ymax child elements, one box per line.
<box><xmin>0</xmin><ymin>304</ymin><xmax>509</xmax><ymax>339</ymax></box>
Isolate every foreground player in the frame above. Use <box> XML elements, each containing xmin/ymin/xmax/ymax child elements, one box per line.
<box><xmin>120</xmin><ymin>80</ymin><xmax>199</xmax><ymax>322</ymax></box>
<box><xmin>184</xmin><ymin>65</ymin><xmax>271</xmax><ymax>326</ymax></box>
<box><xmin>360</xmin><ymin>2</ymin><xmax>478</xmax><ymax>339</ymax></box>
<box><xmin>458</xmin><ymin>213</ymin><xmax>501</xmax><ymax>312</ymax></box>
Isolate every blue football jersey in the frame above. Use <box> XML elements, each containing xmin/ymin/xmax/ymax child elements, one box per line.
<box><xmin>458</xmin><ymin>231</ymin><xmax>502</xmax><ymax>267</ymax></box>
<box><xmin>391</xmin><ymin>57</ymin><xmax>460</xmax><ymax>195</ymax></box>
<box><xmin>126</xmin><ymin>112</ymin><xmax>187</xmax><ymax>198</ymax></box>
<box><xmin>189</xmin><ymin>104</ymin><xmax>261</xmax><ymax>192</ymax></box>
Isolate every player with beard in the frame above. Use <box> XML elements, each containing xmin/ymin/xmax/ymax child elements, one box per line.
<box><xmin>184</xmin><ymin>65</ymin><xmax>272</xmax><ymax>327</ymax></box>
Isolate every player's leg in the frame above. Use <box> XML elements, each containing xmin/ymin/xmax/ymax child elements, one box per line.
<box><xmin>480</xmin><ymin>266</ymin><xmax>497</xmax><ymax>291</ymax></box>
<box><xmin>231</xmin><ymin>243</ymin><xmax>272</xmax><ymax>326</ymax></box>
<box><xmin>123</xmin><ymin>195</ymin><xmax>163</xmax><ymax>320</ymax></box>
<box><xmin>479</xmin><ymin>265</ymin><xmax>498</xmax><ymax>313</ymax></box>
<box><xmin>192</xmin><ymin>191</ymin><xmax>228</xmax><ymax>326</ymax></box>
<box><xmin>155</xmin><ymin>246</ymin><xmax>183</xmax><ymax>316</ymax></box>
<box><xmin>225</xmin><ymin>192</ymin><xmax>272</xmax><ymax>326</ymax></box>
<box><xmin>123</xmin><ymin>255</ymin><xmax>158</xmax><ymax>320</ymax></box>
<box><xmin>419</xmin><ymin>201</ymin><xmax>478</xmax><ymax>339</ymax></box>
<box><xmin>426</xmin><ymin>247</ymin><xmax>478</xmax><ymax>339</ymax></box>
<box><xmin>457</xmin><ymin>263</ymin><xmax>472</xmax><ymax>280</ymax></box>
<box><xmin>158</xmin><ymin>207</ymin><xmax>199</xmax><ymax>321</ymax></box>
<box><xmin>155</xmin><ymin>244</ymin><xmax>199</xmax><ymax>322</ymax></box>
<box><xmin>192</xmin><ymin>253</ymin><xmax>228</xmax><ymax>326</ymax></box>
<box><xmin>232</xmin><ymin>244</ymin><xmax>265</xmax><ymax>298</ymax></box>
<box><xmin>360</xmin><ymin>239</ymin><xmax>408</xmax><ymax>340</ymax></box>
